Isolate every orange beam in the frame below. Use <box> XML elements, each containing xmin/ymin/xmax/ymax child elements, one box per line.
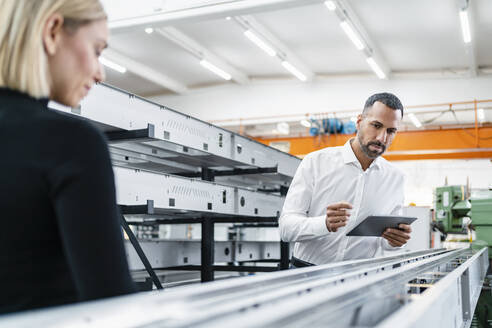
<box><xmin>255</xmin><ymin>127</ymin><xmax>492</xmax><ymax>160</ymax></box>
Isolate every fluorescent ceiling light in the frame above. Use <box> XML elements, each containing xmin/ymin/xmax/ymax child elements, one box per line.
<box><xmin>99</xmin><ymin>57</ymin><xmax>127</xmax><ymax>73</ymax></box>
<box><xmin>145</xmin><ymin>27</ymin><xmax>154</xmax><ymax>34</ymax></box>
<box><xmin>324</xmin><ymin>0</ymin><xmax>336</xmax><ymax>11</ymax></box>
<box><xmin>244</xmin><ymin>30</ymin><xmax>276</xmax><ymax>57</ymax></box>
<box><xmin>281</xmin><ymin>61</ymin><xmax>307</xmax><ymax>82</ymax></box>
<box><xmin>200</xmin><ymin>60</ymin><xmax>232</xmax><ymax>80</ymax></box>
<box><xmin>226</xmin><ymin>16</ymin><xmax>232</xmax><ymax>20</ymax></box>
<box><xmin>459</xmin><ymin>10</ymin><xmax>471</xmax><ymax>43</ymax></box>
<box><xmin>366</xmin><ymin>57</ymin><xmax>386</xmax><ymax>79</ymax></box>
<box><xmin>408</xmin><ymin>113</ymin><xmax>422</xmax><ymax>128</ymax></box>
<box><xmin>478</xmin><ymin>108</ymin><xmax>485</xmax><ymax>122</ymax></box>
<box><xmin>340</xmin><ymin>21</ymin><xmax>364</xmax><ymax>50</ymax></box>
<box><xmin>300</xmin><ymin>119</ymin><xmax>311</xmax><ymax>127</ymax></box>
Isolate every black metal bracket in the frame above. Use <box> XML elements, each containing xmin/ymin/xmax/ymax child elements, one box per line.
<box><xmin>178</xmin><ymin>166</ymin><xmax>278</xmax><ymax>180</ymax></box>
<box><xmin>153</xmin><ymin>265</ymin><xmax>278</xmax><ymax>273</ymax></box>
<box><xmin>105</xmin><ymin>124</ymin><xmax>155</xmax><ymax>143</ymax></box>
<box><xmin>119</xmin><ymin>213</ymin><xmax>163</xmax><ymax>290</ymax></box>
<box><xmin>120</xmin><ymin>198</ymin><xmax>288</xmax><ymax>282</ymax></box>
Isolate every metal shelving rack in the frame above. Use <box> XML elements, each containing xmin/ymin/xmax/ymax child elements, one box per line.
<box><xmin>49</xmin><ymin>83</ymin><xmax>301</xmax><ymax>285</ymax></box>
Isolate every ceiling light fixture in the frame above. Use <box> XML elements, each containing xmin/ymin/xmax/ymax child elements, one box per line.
<box><xmin>244</xmin><ymin>30</ymin><xmax>277</xmax><ymax>57</ymax></box>
<box><xmin>408</xmin><ymin>113</ymin><xmax>422</xmax><ymax>128</ymax></box>
<box><xmin>340</xmin><ymin>20</ymin><xmax>364</xmax><ymax>50</ymax></box>
<box><xmin>226</xmin><ymin>16</ymin><xmax>232</xmax><ymax>20</ymax></box>
<box><xmin>145</xmin><ymin>27</ymin><xmax>154</xmax><ymax>34</ymax></box>
<box><xmin>300</xmin><ymin>119</ymin><xmax>311</xmax><ymax>127</ymax></box>
<box><xmin>459</xmin><ymin>10</ymin><xmax>471</xmax><ymax>43</ymax></box>
<box><xmin>366</xmin><ymin>57</ymin><xmax>386</xmax><ymax>79</ymax></box>
<box><xmin>478</xmin><ymin>108</ymin><xmax>485</xmax><ymax>122</ymax></box>
<box><xmin>99</xmin><ymin>57</ymin><xmax>127</xmax><ymax>73</ymax></box>
<box><xmin>324</xmin><ymin>0</ymin><xmax>337</xmax><ymax>11</ymax></box>
<box><xmin>281</xmin><ymin>61</ymin><xmax>307</xmax><ymax>82</ymax></box>
<box><xmin>199</xmin><ymin>59</ymin><xmax>232</xmax><ymax>80</ymax></box>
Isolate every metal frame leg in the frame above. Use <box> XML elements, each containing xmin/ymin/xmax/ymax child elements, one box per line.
<box><xmin>120</xmin><ymin>214</ymin><xmax>164</xmax><ymax>290</ymax></box>
<box><xmin>280</xmin><ymin>241</ymin><xmax>290</xmax><ymax>270</ymax></box>
<box><xmin>201</xmin><ymin>219</ymin><xmax>215</xmax><ymax>282</ymax></box>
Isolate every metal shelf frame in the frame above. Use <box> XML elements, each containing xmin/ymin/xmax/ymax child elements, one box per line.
<box><xmin>48</xmin><ymin>83</ymin><xmax>300</xmax><ymax>284</ymax></box>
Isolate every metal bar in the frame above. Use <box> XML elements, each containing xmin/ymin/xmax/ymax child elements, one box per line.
<box><xmin>0</xmin><ymin>249</ymin><xmax>470</xmax><ymax>328</ymax></box>
<box><xmin>126</xmin><ymin>218</ymin><xmax>204</xmax><ymax>225</ymax></box>
<box><xmin>461</xmin><ymin>268</ymin><xmax>472</xmax><ymax>321</ymax></box>
<box><xmin>119</xmin><ymin>214</ymin><xmax>163</xmax><ymax>290</ymax></box>
<box><xmin>211</xmin><ymin>217</ymin><xmax>278</xmax><ymax>223</ymax></box>
<box><xmin>201</xmin><ymin>219</ymin><xmax>214</xmax><ymax>282</ymax></box>
<box><xmin>378</xmin><ymin>247</ymin><xmax>489</xmax><ymax>328</ymax></box>
<box><xmin>279</xmin><ymin>241</ymin><xmax>290</xmax><ymax>270</ymax></box>
<box><xmin>475</xmin><ymin>99</ymin><xmax>479</xmax><ymax>148</ymax></box>
<box><xmin>106</xmin><ymin>125</ymin><xmax>154</xmax><ymax>142</ymax></box>
<box><xmin>120</xmin><ymin>200</ymin><xmax>154</xmax><ymax>215</ymax></box>
<box><xmin>232</xmin><ymin>223</ymin><xmax>279</xmax><ymax>228</ymax></box>
<box><xmin>179</xmin><ymin>166</ymin><xmax>278</xmax><ymax>178</ymax></box>
<box><xmin>406</xmin><ymin>283</ymin><xmax>434</xmax><ymax>288</ymax></box>
<box><xmin>201</xmin><ymin>167</ymin><xmax>215</xmax><ymax>182</ymax></box>
<box><xmin>157</xmin><ymin>265</ymin><xmax>278</xmax><ymax>273</ymax></box>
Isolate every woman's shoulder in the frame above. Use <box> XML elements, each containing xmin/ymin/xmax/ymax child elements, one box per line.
<box><xmin>40</xmin><ymin>109</ymin><xmax>106</xmax><ymax>146</ymax></box>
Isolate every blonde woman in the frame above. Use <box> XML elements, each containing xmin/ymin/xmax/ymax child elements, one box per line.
<box><xmin>0</xmin><ymin>0</ymin><xmax>136</xmax><ymax>314</ymax></box>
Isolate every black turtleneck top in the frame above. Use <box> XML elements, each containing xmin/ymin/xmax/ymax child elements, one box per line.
<box><xmin>0</xmin><ymin>88</ymin><xmax>136</xmax><ymax>315</ymax></box>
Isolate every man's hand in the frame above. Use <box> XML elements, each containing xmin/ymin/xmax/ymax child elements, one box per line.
<box><xmin>325</xmin><ymin>202</ymin><xmax>353</xmax><ymax>232</ymax></box>
<box><xmin>382</xmin><ymin>224</ymin><xmax>412</xmax><ymax>247</ymax></box>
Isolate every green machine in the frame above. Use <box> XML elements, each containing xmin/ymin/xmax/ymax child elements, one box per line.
<box><xmin>470</xmin><ymin>189</ymin><xmax>492</xmax><ymax>258</ymax></box>
<box><xmin>435</xmin><ymin>186</ymin><xmax>492</xmax><ymax>328</ymax></box>
<box><xmin>435</xmin><ymin>185</ymin><xmax>492</xmax><ymax>257</ymax></box>
<box><xmin>435</xmin><ymin>185</ymin><xmax>471</xmax><ymax>234</ymax></box>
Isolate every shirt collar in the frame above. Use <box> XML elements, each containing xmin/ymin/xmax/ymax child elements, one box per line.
<box><xmin>342</xmin><ymin>139</ymin><xmax>359</xmax><ymax>165</ymax></box>
<box><xmin>0</xmin><ymin>87</ymin><xmax>49</xmax><ymax>109</ymax></box>
<box><xmin>342</xmin><ymin>138</ymin><xmax>382</xmax><ymax>170</ymax></box>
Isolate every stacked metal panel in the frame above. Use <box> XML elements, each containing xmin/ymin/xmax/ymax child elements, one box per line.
<box><xmin>49</xmin><ymin>83</ymin><xmax>299</xmax><ymax>218</ymax></box>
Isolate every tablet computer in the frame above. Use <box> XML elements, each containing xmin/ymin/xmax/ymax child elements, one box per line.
<box><xmin>346</xmin><ymin>215</ymin><xmax>417</xmax><ymax>237</ymax></box>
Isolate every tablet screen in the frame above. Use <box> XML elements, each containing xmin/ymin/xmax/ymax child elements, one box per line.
<box><xmin>346</xmin><ymin>215</ymin><xmax>417</xmax><ymax>237</ymax></box>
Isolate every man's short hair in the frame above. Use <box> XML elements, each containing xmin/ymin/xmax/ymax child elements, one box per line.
<box><xmin>363</xmin><ymin>92</ymin><xmax>404</xmax><ymax>117</ymax></box>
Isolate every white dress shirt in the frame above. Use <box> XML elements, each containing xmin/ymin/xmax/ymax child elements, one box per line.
<box><xmin>279</xmin><ymin>139</ymin><xmax>405</xmax><ymax>265</ymax></box>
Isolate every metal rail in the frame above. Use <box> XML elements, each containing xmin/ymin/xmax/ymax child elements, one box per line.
<box><xmin>0</xmin><ymin>248</ymin><xmax>487</xmax><ymax>327</ymax></box>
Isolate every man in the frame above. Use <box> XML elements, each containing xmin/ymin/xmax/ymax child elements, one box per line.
<box><xmin>279</xmin><ymin>92</ymin><xmax>412</xmax><ymax>267</ymax></box>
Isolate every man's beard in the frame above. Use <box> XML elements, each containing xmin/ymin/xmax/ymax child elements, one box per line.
<box><xmin>357</xmin><ymin>134</ymin><xmax>386</xmax><ymax>159</ymax></box>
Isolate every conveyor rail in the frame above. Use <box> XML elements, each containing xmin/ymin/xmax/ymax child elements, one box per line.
<box><xmin>0</xmin><ymin>247</ymin><xmax>487</xmax><ymax>328</ymax></box>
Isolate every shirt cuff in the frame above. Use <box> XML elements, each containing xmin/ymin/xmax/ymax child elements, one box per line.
<box><xmin>381</xmin><ymin>237</ymin><xmax>405</xmax><ymax>251</ymax></box>
<box><xmin>311</xmin><ymin>215</ymin><xmax>329</xmax><ymax>236</ymax></box>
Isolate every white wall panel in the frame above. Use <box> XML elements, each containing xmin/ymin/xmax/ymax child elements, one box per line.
<box><xmin>393</xmin><ymin>159</ymin><xmax>492</xmax><ymax>206</ymax></box>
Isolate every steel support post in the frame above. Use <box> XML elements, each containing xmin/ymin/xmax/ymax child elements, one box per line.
<box><xmin>201</xmin><ymin>219</ymin><xmax>215</xmax><ymax>282</ymax></box>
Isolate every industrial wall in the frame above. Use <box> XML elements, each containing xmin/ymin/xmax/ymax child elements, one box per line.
<box><xmin>393</xmin><ymin>158</ymin><xmax>492</xmax><ymax>206</ymax></box>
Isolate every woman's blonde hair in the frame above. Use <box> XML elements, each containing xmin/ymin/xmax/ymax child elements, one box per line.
<box><xmin>0</xmin><ymin>0</ymin><xmax>107</xmax><ymax>98</ymax></box>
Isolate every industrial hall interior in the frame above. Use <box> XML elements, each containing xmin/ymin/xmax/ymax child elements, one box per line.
<box><xmin>1</xmin><ymin>0</ymin><xmax>492</xmax><ymax>327</ymax></box>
